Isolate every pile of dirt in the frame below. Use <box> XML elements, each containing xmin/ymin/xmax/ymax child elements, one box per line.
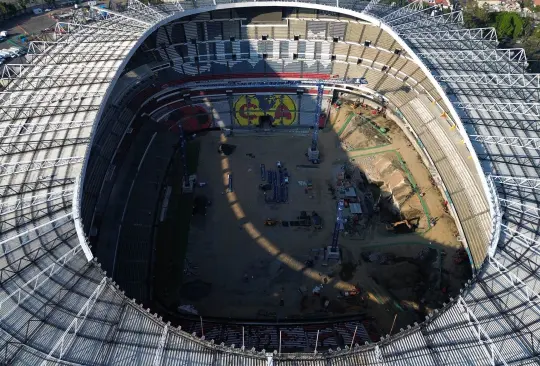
<box><xmin>356</xmin><ymin>155</ymin><xmax>412</xmax><ymax>213</ymax></box>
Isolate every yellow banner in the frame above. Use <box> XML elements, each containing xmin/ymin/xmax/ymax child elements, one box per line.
<box><xmin>234</xmin><ymin>94</ymin><xmax>297</xmax><ymax>126</ymax></box>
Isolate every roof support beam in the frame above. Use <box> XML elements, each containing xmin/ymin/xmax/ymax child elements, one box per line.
<box><xmin>0</xmin><ymin>244</ymin><xmax>82</xmax><ymax>321</ymax></box>
<box><xmin>0</xmin><ymin>200</ymin><xmax>72</xmax><ymax>235</ymax></box>
<box><xmin>0</xmin><ymin>138</ymin><xmax>91</xmax><ymax>156</ymax></box>
<box><xmin>0</xmin><ymin>178</ymin><xmax>76</xmax><ymax>198</ymax></box>
<box><xmin>0</xmin><ymin>212</ymin><xmax>73</xmax><ymax>249</ymax></box>
<box><xmin>0</xmin><ymin>156</ymin><xmax>84</xmax><ymax>177</ymax></box>
<box><xmin>460</xmin><ymin>116</ymin><xmax>539</xmax><ymax>132</ymax></box>
<box><xmin>0</xmin><ymin>90</ymin><xmax>103</xmax><ymax>106</ymax></box>
<box><xmin>382</xmin><ymin>0</ymin><xmax>426</xmax><ymax>21</ymax></box>
<box><xmin>0</xmin><ymin>120</ymin><xmax>94</xmax><ymax>138</ymax></box>
<box><xmin>55</xmin><ymin>22</ymin><xmax>142</xmax><ymax>43</ymax></box>
<box><xmin>492</xmin><ymin>175</ymin><xmax>540</xmax><ymax>189</ymax></box>
<box><xmin>25</xmin><ymin>48</ymin><xmax>129</xmax><ymax>65</ymax></box>
<box><xmin>362</xmin><ymin>0</ymin><xmax>381</xmax><ymax>15</ymax></box>
<box><xmin>455</xmin><ymin>101</ymin><xmax>540</xmax><ymax>118</ymax></box>
<box><xmin>127</xmin><ymin>0</ymin><xmax>167</xmax><ymax>22</ymax></box>
<box><xmin>499</xmin><ymin>198</ymin><xmax>540</xmax><ymax>219</ymax></box>
<box><xmin>402</xmin><ymin>27</ymin><xmax>497</xmax><ymax>42</ymax></box>
<box><xmin>0</xmin><ymin>189</ymin><xmax>73</xmax><ymax>215</ymax></box>
<box><xmin>470</xmin><ymin>135</ymin><xmax>540</xmax><ymax>151</ymax></box>
<box><xmin>386</xmin><ymin>5</ymin><xmax>439</xmax><ymax>27</ymax></box>
<box><xmin>1</xmin><ymin>63</ymin><xmax>116</xmax><ymax>79</ymax></box>
<box><xmin>456</xmin><ymin>297</ymin><xmax>509</xmax><ymax>366</ymax></box>
<box><xmin>0</xmin><ymin>105</ymin><xmax>99</xmax><ymax>122</ymax></box>
<box><xmin>396</xmin><ymin>11</ymin><xmax>463</xmax><ymax>32</ymax></box>
<box><xmin>1</xmin><ymin>67</ymin><xmax>117</xmax><ymax>90</ymax></box>
<box><xmin>488</xmin><ymin>256</ymin><xmax>540</xmax><ymax>303</ymax></box>
<box><xmin>435</xmin><ymin>73</ymin><xmax>540</xmax><ymax>88</ymax></box>
<box><xmin>0</xmin><ymin>228</ymin><xmax>76</xmax><ymax>283</ymax></box>
<box><xmin>152</xmin><ymin>324</ymin><xmax>168</xmax><ymax>366</ymax></box>
<box><xmin>476</xmin><ymin>154</ymin><xmax>540</xmax><ymax>169</ymax></box>
<box><xmin>42</xmin><ymin>277</ymin><xmax>107</xmax><ymax>364</ymax></box>
<box><xmin>89</xmin><ymin>5</ymin><xmax>152</xmax><ymax>27</ymax></box>
<box><xmin>500</xmin><ymin>224</ymin><xmax>540</xmax><ymax>256</ymax></box>
<box><xmin>418</xmin><ymin>48</ymin><xmax>527</xmax><ymax>64</ymax></box>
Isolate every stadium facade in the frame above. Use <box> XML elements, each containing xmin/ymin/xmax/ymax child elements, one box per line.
<box><xmin>0</xmin><ymin>0</ymin><xmax>539</xmax><ymax>364</ymax></box>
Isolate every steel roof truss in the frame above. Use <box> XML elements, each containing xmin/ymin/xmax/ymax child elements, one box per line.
<box><xmin>499</xmin><ymin>198</ymin><xmax>540</xmax><ymax>220</ymax></box>
<box><xmin>1</xmin><ymin>73</ymin><xmax>115</xmax><ymax>91</ymax></box>
<box><xmin>382</xmin><ymin>0</ymin><xmax>425</xmax><ymax>21</ymax></box>
<box><xmin>0</xmin><ymin>243</ymin><xmax>82</xmax><ymax>321</ymax></box>
<box><xmin>90</xmin><ymin>5</ymin><xmax>152</xmax><ymax>27</ymax></box>
<box><xmin>0</xmin><ymin>228</ymin><xmax>76</xmax><ymax>283</ymax></box>
<box><xmin>0</xmin><ymin>91</ymin><xmax>103</xmax><ymax>107</ymax></box>
<box><xmin>492</xmin><ymin>175</ymin><xmax>540</xmax><ymax>189</ymax></box>
<box><xmin>0</xmin><ymin>156</ymin><xmax>84</xmax><ymax>177</ymax></box>
<box><xmin>396</xmin><ymin>11</ymin><xmax>464</xmax><ymax>32</ymax></box>
<box><xmin>418</xmin><ymin>49</ymin><xmax>526</xmax><ymax>64</ymax></box>
<box><xmin>386</xmin><ymin>5</ymin><xmax>440</xmax><ymax>27</ymax></box>
<box><xmin>403</xmin><ymin>28</ymin><xmax>497</xmax><ymax>42</ymax></box>
<box><xmin>500</xmin><ymin>224</ymin><xmax>540</xmax><ymax>256</ymax></box>
<box><xmin>42</xmin><ymin>277</ymin><xmax>107</xmax><ymax>364</ymax></box>
<box><xmin>0</xmin><ymin>105</ymin><xmax>99</xmax><ymax>122</ymax></box>
<box><xmin>470</xmin><ymin>135</ymin><xmax>540</xmax><ymax>151</ymax></box>
<box><xmin>455</xmin><ymin>102</ymin><xmax>540</xmax><ymax>118</ymax></box>
<box><xmin>0</xmin><ymin>178</ymin><xmax>75</xmax><ymax>198</ymax></box>
<box><xmin>127</xmin><ymin>0</ymin><xmax>167</xmax><ymax>22</ymax></box>
<box><xmin>0</xmin><ymin>189</ymin><xmax>73</xmax><ymax>216</ymax></box>
<box><xmin>0</xmin><ymin>138</ymin><xmax>91</xmax><ymax>156</ymax></box>
<box><xmin>362</xmin><ymin>0</ymin><xmax>381</xmax><ymax>15</ymax></box>
<box><xmin>488</xmin><ymin>256</ymin><xmax>540</xmax><ymax>303</ymax></box>
<box><xmin>0</xmin><ymin>120</ymin><xmax>94</xmax><ymax>138</ymax></box>
<box><xmin>435</xmin><ymin>73</ymin><xmax>540</xmax><ymax>88</ymax></box>
<box><xmin>0</xmin><ymin>201</ymin><xmax>72</xmax><ymax>236</ymax></box>
<box><xmin>152</xmin><ymin>325</ymin><xmax>168</xmax><ymax>366</ymax></box>
<box><xmin>444</xmin><ymin>85</ymin><xmax>536</xmax><ymax>102</ymax></box>
<box><xmin>456</xmin><ymin>297</ymin><xmax>508</xmax><ymax>366</ymax></box>
<box><xmin>460</xmin><ymin>116</ymin><xmax>539</xmax><ymax>132</ymax></box>
<box><xmin>55</xmin><ymin>22</ymin><xmax>142</xmax><ymax>42</ymax></box>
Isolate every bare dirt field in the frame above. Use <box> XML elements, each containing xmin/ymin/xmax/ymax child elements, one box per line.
<box><xmin>178</xmin><ymin>100</ymin><xmax>471</xmax><ymax>334</ymax></box>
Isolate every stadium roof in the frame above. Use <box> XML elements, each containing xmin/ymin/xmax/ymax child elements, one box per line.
<box><xmin>0</xmin><ymin>0</ymin><xmax>539</xmax><ymax>364</ymax></box>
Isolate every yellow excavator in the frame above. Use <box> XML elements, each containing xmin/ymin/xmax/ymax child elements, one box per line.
<box><xmin>386</xmin><ymin>219</ymin><xmax>418</xmax><ymax>233</ymax></box>
<box><xmin>264</xmin><ymin>219</ymin><xmax>280</xmax><ymax>226</ymax></box>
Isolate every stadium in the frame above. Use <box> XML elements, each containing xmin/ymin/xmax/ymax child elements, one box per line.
<box><xmin>0</xmin><ymin>0</ymin><xmax>539</xmax><ymax>364</ymax></box>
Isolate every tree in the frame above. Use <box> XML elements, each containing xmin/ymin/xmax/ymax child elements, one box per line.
<box><xmin>463</xmin><ymin>0</ymin><xmax>491</xmax><ymax>28</ymax></box>
<box><xmin>495</xmin><ymin>12</ymin><xmax>524</xmax><ymax>40</ymax></box>
<box><xmin>17</xmin><ymin>0</ymin><xmax>28</xmax><ymax>10</ymax></box>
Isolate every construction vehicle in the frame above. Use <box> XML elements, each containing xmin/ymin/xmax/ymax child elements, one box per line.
<box><xmin>386</xmin><ymin>219</ymin><xmax>418</xmax><ymax>233</ymax></box>
<box><xmin>264</xmin><ymin>219</ymin><xmax>280</xmax><ymax>226</ymax></box>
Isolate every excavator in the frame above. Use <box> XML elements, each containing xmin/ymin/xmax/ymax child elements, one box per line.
<box><xmin>386</xmin><ymin>219</ymin><xmax>419</xmax><ymax>233</ymax></box>
<box><xmin>264</xmin><ymin>219</ymin><xmax>280</xmax><ymax>226</ymax></box>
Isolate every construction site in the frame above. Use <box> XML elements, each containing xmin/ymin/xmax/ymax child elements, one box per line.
<box><xmin>178</xmin><ymin>95</ymin><xmax>472</xmax><ymax>334</ymax></box>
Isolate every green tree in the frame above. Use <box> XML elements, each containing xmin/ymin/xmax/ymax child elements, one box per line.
<box><xmin>17</xmin><ymin>0</ymin><xmax>28</xmax><ymax>10</ymax></box>
<box><xmin>495</xmin><ymin>12</ymin><xmax>524</xmax><ymax>40</ymax></box>
<box><xmin>463</xmin><ymin>0</ymin><xmax>491</xmax><ymax>28</ymax></box>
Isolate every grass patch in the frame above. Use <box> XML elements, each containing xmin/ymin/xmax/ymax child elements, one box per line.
<box><xmin>153</xmin><ymin>140</ymin><xmax>201</xmax><ymax>308</ymax></box>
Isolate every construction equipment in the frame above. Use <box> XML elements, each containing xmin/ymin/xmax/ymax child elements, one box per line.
<box><xmin>386</xmin><ymin>219</ymin><xmax>418</xmax><ymax>233</ymax></box>
<box><xmin>264</xmin><ymin>219</ymin><xmax>280</xmax><ymax>226</ymax></box>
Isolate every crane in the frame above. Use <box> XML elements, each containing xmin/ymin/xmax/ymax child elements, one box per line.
<box><xmin>307</xmin><ymin>83</ymin><xmax>325</xmax><ymax>163</ymax></box>
<box><xmin>327</xmin><ymin>199</ymin><xmax>345</xmax><ymax>260</ymax></box>
<box><xmin>178</xmin><ymin>124</ymin><xmax>192</xmax><ymax>193</ymax></box>
<box><xmin>307</xmin><ymin>77</ymin><xmax>367</xmax><ymax>163</ymax></box>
